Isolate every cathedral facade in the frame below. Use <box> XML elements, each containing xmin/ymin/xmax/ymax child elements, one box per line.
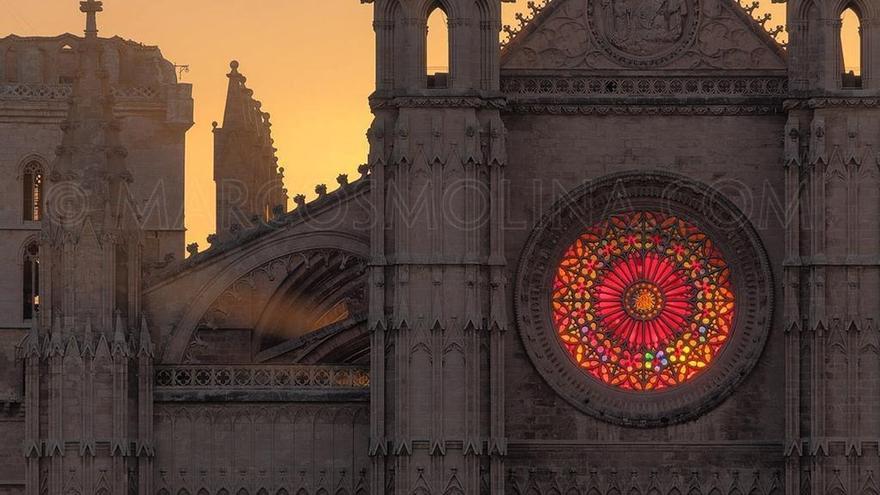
<box><xmin>0</xmin><ymin>0</ymin><xmax>878</xmax><ymax>494</ymax></box>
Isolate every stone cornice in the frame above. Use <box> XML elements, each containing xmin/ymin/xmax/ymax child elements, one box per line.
<box><xmin>784</xmin><ymin>97</ymin><xmax>880</xmax><ymax>110</ymax></box>
<box><xmin>370</xmin><ymin>95</ymin><xmax>508</xmax><ymax>110</ymax></box>
<box><xmin>501</xmin><ymin>74</ymin><xmax>789</xmax><ymax>98</ymax></box>
<box><xmin>506</xmin><ymin>103</ymin><xmax>784</xmax><ymax>116</ymax></box>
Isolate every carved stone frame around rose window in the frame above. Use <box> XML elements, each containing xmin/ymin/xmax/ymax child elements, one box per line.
<box><xmin>514</xmin><ymin>171</ymin><xmax>774</xmax><ymax>427</ymax></box>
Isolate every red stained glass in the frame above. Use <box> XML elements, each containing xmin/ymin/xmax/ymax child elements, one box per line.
<box><xmin>551</xmin><ymin>211</ymin><xmax>735</xmax><ymax>391</ymax></box>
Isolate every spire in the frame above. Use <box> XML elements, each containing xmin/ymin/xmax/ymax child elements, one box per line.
<box><xmin>50</xmin><ymin>0</ymin><xmax>131</xmax><ymax>232</ymax></box>
<box><xmin>221</xmin><ymin>60</ymin><xmax>249</xmax><ymax>130</ymax></box>
<box><xmin>80</xmin><ymin>0</ymin><xmax>103</xmax><ymax>38</ymax></box>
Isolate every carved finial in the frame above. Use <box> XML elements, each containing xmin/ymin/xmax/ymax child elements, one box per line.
<box><xmin>315</xmin><ymin>184</ymin><xmax>328</xmax><ymax>197</ymax></box>
<box><xmin>229</xmin><ymin>60</ymin><xmax>240</xmax><ymax>73</ymax></box>
<box><xmin>139</xmin><ymin>315</ymin><xmax>153</xmax><ymax>358</ymax></box>
<box><xmin>186</xmin><ymin>243</ymin><xmax>199</xmax><ymax>256</ymax></box>
<box><xmin>337</xmin><ymin>174</ymin><xmax>349</xmax><ymax>187</ymax></box>
<box><xmin>294</xmin><ymin>194</ymin><xmax>306</xmax><ymax>208</ymax></box>
<box><xmin>113</xmin><ymin>310</ymin><xmax>126</xmax><ymax>344</ymax></box>
<box><xmin>80</xmin><ymin>0</ymin><xmax>103</xmax><ymax>38</ymax></box>
<box><xmin>207</xmin><ymin>233</ymin><xmax>218</xmax><ymax>246</ymax></box>
<box><xmin>26</xmin><ymin>316</ymin><xmax>40</xmax><ymax>356</ymax></box>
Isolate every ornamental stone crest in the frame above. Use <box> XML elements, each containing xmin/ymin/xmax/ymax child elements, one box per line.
<box><xmin>588</xmin><ymin>0</ymin><xmax>700</xmax><ymax>66</ymax></box>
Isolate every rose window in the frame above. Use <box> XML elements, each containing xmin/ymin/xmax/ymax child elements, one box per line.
<box><xmin>551</xmin><ymin>211</ymin><xmax>735</xmax><ymax>391</ymax></box>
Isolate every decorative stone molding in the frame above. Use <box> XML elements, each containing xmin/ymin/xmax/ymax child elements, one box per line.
<box><xmin>783</xmin><ymin>97</ymin><xmax>880</xmax><ymax>110</ymax></box>
<box><xmin>501</xmin><ymin>75</ymin><xmax>789</xmax><ymax>98</ymax></box>
<box><xmin>507</xmin><ymin>103</ymin><xmax>783</xmax><ymax>116</ymax></box>
<box><xmin>0</xmin><ymin>83</ymin><xmax>160</xmax><ymax>101</ymax></box>
<box><xmin>156</xmin><ymin>364</ymin><xmax>369</xmax><ymax>390</ymax></box>
<box><xmin>505</xmin><ymin>465</ymin><xmax>783</xmax><ymax>495</ymax></box>
<box><xmin>514</xmin><ymin>171</ymin><xmax>774</xmax><ymax>426</ymax></box>
<box><xmin>0</xmin><ymin>83</ymin><xmax>72</xmax><ymax>100</ymax></box>
<box><xmin>369</xmin><ymin>95</ymin><xmax>508</xmax><ymax>110</ymax></box>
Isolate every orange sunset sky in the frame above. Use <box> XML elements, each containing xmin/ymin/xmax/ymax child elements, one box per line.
<box><xmin>1</xmin><ymin>0</ymin><xmax>858</xmax><ymax>247</ymax></box>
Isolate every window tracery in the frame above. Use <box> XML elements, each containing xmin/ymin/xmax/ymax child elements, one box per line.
<box><xmin>551</xmin><ymin>211</ymin><xmax>735</xmax><ymax>391</ymax></box>
<box><xmin>22</xmin><ymin>160</ymin><xmax>44</xmax><ymax>222</ymax></box>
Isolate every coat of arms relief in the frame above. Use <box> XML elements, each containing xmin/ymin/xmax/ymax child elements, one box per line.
<box><xmin>602</xmin><ymin>0</ymin><xmax>689</xmax><ymax>52</ymax></box>
<box><xmin>589</xmin><ymin>0</ymin><xmax>700</xmax><ymax>65</ymax></box>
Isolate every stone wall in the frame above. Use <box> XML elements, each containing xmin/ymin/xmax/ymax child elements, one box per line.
<box><xmin>154</xmin><ymin>403</ymin><xmax>370</xmax><ymax>494</ymax></box>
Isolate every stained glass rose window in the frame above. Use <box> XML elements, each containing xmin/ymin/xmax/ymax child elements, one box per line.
<box><xmin>551</xmin><ymin>211</ymin><xmax>735</xmax><ymax>391</ymax></box>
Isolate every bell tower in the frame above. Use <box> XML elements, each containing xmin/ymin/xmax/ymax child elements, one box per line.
<box><xmin>787</xmin><ymin>0</ymin><xmax>877</xmax><ymax>92</ymax></box>
<box><xmin>785</xmin><ymin>0</ymin><xmax>880</xmax><ymax>493</ymax></box>
<box><xmin>21</xmin><ymin>2</ymin><xmax>155</xmax><ymax>494</ymax></box>
<box><xmin>364</xmin><ymin>0</ymin><xmax>508</xmax><ymax>493</ymax></box>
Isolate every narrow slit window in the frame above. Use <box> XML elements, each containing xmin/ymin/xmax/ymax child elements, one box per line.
<box><xmin>22</xmin><ymin>161</ymin><xmax>43</xmax><ymax>222</ymax></box>
<box><xmin>840</xmin><ymin>7</ymin><xmax>862</xmax><ymax>88</ymax></box>
<box><xmin>426</xmin><ymin>7</ymin><xmax>449</xmax><ymax>88</ymax></box>
<box><xmin>22</xmin><ymin>242</ymin><xmax>39</xmax><ymax>321</ymax></box>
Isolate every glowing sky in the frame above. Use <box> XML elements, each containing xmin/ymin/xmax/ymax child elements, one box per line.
<box><xmin>0</xmin><ymin>0</ymin><xmax>828</xmax><ymax>247</ymax></box>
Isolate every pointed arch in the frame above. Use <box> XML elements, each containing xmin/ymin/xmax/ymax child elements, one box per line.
<box><xmin>20</xmin><ymin>158</ymin><xmax>45</xmax><ymax>222</ymax></box>
<box><xmin>840</xmin><ymin>4</ymin><xmax>863</xmax><ymax>88</ymax></box>
<box><xmin>426</xmin><ymin>4</ymin><xmax>450</xmax><ymax>87</ymax></box>
<box><xmin>58</xmin><ymin>42</ymin><xmax>77</xmax><ymax>84</ymax></box>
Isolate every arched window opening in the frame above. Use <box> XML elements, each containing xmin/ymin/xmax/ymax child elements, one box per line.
<box><xmin>22</xmin><ymin>241</ymin><xmax>39</xmax><ymax>321</ymax></box>
<box><xmin>840</xmin><ymin>7</ymin><xmax>863</xmax><ymax>88</ymax></box>
<box><xmin>22</xmin><ymin>161</ymin><xmax>43</xmax><ymax>222</ymax></box>
<box><xmin>426</xmin><ymin>6</ymin><xmax>450</xmax><ymax>89</ymax></box>
<box><xmin>58</xmin><ymin>44</ymin><xmax>76</xmax><ymax>84</ymax></box>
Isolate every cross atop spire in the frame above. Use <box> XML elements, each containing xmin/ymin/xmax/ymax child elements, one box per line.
<box><xmin>80</xmin><ymin>0</ymin><xmax>103</xmax><ymax>38</ymax></box>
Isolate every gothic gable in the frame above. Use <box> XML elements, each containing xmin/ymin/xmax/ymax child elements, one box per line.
<box><xmin>501</xmin><ymin>0</ymin><xmax>787</xmax><ymax>71</ymax></box>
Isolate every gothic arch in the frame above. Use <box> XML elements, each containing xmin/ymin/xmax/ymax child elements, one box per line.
<box><xmin>833</xmin><ymin>0</ymin><xmax>874</xmax><ymax>20</ymax></box>
<box><xmin>416</xmin><ymin>0</ymin><xmax>458</xmax><ymax>22</ymax></box>
<box><xmin>19</xmin><ymin>155</ymin><xmax>46</xmax><ymax>223</ymax></box>
<box><xmin>17</xmin><ymin>153</ymin><xmax>49</xmax><ymax>176</ymax></box>
<box><xmin>158</xmin><ymin>230</ymin><xmax>370</xmax><ymax>363</ymax></box>
<box><xmin>795</xmin><ymin>0</ymin><xmax>821</xmax><ymax>25</ymax></box>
